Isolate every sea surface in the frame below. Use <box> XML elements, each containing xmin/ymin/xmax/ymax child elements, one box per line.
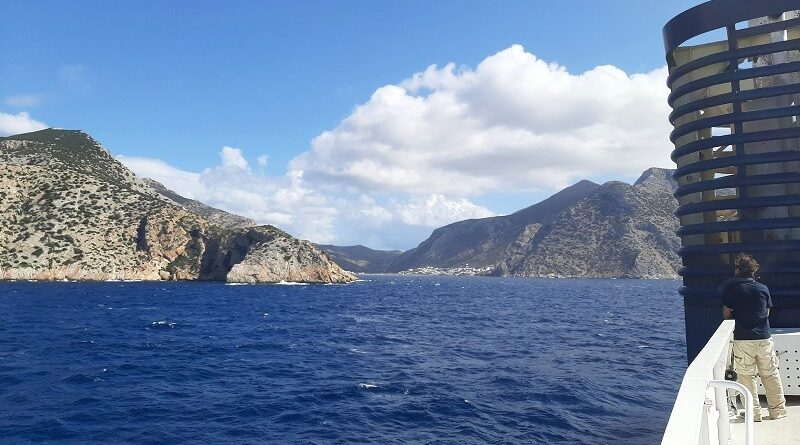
<box><xmin>0</xmin><ymin>276</ymin><xmax>686</xmax><ymax>444</ymax></box>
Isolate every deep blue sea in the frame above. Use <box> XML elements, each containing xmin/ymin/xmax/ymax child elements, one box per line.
<box><xmin>0</xmin><ymin>276</ymin><xmax>686</xmax><ymax>444</ymax></box>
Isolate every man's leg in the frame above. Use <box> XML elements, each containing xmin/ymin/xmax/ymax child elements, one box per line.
<box><xmin>733</xmin><ymin>340</ymin><xmax>762</xmax><ymax>421</ymax></box>
<box><xmin>756</xmin><ymin>339</ymin><xmax>787</xmax><ymax>419</ymax></box>
<box><xmin>736</xmin><ymin>372</ymin><xmax>762</xmax><ymax>421</ymax></box>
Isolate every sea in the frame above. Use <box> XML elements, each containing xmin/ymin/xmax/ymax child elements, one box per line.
<box><xmin>0</xmin><ymin>275</ymin><xmax>687</xmax><ymax>444</ymax></box>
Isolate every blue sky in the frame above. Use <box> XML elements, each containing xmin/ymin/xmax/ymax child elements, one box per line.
<box><xmin>1</xmin><ymin>1</ymin><xmax>700</xmax><ymax>250</ymax></box>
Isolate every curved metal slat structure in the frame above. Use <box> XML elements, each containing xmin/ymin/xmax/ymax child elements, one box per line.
<box><xmin>664</xmin><ymin>0</ymin><xmax>800</xmax><ymax>361</ymax></box>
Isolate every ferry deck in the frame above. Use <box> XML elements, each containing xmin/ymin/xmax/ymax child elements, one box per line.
<box><xmin>730</xmin><ymin>396</ymin><xmax>800</xmax><ymax>445</ymax></box>
<box><xmin>662</xmin><ymin>322</ymin><xmax>800</xmax><ymax>444</ymax></box>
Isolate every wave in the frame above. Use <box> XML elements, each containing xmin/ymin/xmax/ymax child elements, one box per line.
<box><xmin>150</xmin><ymin>321</ymin><xmax>178</xmax><ymax>329</ymax></box>
<box><xmin>276</xmin><ymin>281</ymin><xmax>309</xmax><ymax>286</ymax></box>
<box><xmin>2</xmin><ymin>275</ymin><xmax>686</xmax><ymax>444</ymax></box>
<box><xmin>225</xmin><ymin>282</ymin><xmax>249</xmax><ymax>286</ymax></box>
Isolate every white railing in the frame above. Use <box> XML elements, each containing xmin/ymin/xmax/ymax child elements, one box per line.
<box><xmin>661</xmin><ymin>320</ymin><xmax>754</xmax><ymax>445</ymax></box>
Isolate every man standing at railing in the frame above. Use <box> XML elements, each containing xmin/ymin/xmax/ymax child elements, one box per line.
<box><xmin>720</xmin><ymin>253</ymin><xmax>787</xmax><ymax>422</ymax></box>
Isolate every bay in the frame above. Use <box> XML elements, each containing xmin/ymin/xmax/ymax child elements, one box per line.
<box><xmin>0</xmin><ymin>276</ymin><xmax>686</xmax><ymax>444</ymax></box>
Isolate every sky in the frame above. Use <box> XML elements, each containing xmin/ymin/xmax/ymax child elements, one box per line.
<box><xmin>1</xmin><ymin>0</ymin><xmax>701</xmax><ymax>250</ymax></box>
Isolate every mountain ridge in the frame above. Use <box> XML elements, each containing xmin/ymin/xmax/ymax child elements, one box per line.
<box><xmin>329</xmin><ymin>168</ymin><xmax>680</xmax><ymax>278</ymax></box>
<box><xmin>316</xmin><ymin>244</ymin><xmax>403</xmax><ymax>273</ymax></box>
<box><xmin>2</xmin><ymin>128</ymin><xmax>680</xmax><ymax>280</ymax></box>
<box><xmin>388</xmin><ymin>179</ymin><xmax>601</xmax><ymax>271</ymax></box>
<box><xmin>493</xmin><ymin>170</ymin><xmax>679</xmax><ymax>278</ymax></box>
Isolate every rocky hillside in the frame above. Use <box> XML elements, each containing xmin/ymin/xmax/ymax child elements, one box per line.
<box><xmin>316</xmin><ymin>244</ymin><xmax>403</xmax><ymax>273</ymax></box>
<box><xmin>393</xmin><ymin>168</ymin><xmax>680</xmax><ymax>278</ymax></box>
<box><xmin>0</xmin><ymin>129</ymin><xmax>355</xmax><ymax>283</ymax></box>
<box><xmin>493</xmin><ymin>168</ymin><xmax>680</xmax><ymax>278</ymax></box>
<box><xmin>389</xmin><ymin>180</ymin><xmax>600</xmax><ymax>271</ymax></box>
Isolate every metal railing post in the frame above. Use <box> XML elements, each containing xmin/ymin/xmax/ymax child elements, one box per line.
<box><xmin>707</xmin><ymin>380</ymin><xmax>754</xmax><ymax>445</ymax></box>
<box><xmin>711</xmin><ymin>340</ymin><xmax>731</xmax><ymax>445</ymax></box>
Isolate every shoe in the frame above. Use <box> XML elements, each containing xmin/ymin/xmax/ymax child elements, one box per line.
<box><xmin>754</xmin><ymin>415</ymin><xmax>762</xmax><ymax>422</ymax></box>
<box><xmin>769</xmin><ymin>410</ymin><xmax>787</xmax><ymax>420</ymax></box>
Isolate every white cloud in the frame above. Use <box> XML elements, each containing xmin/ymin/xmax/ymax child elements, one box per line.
<box><xmin>116</xmin><ymin>155</ymin><xmax>204</xmax><ymax>199</ymax></box>
<box><xmin>349</xmin><ymin>195</ymin><xmax>393</xmax><ymax>226</ymax></box>
<box><xmin>114</xmin><ymin>45</ymin><xmax>674</xmax><ymax>250</ymax></box>
<box><xmin>291</xmin><ymin>44</ymin><xmax>672</xmax><ymax>195</ymax></box>
<box><xmin>5</xmin><ymin>94</ymin><xmax>45</xmax><ymax>107</ymax></box>
<box><xmin>117</xmin><ymin>149</ymin><xmax>460</xmax><ymax>247</ymax></box>
<box><xmin>119</xmin><ymin>149</ymin><xmax>342</xmax><ymax>244</ymax></box>
<box><xmin>220</xmin><ymin>146</ymin><xmax>249</xmax><ymax>170</ymax></box>
<box><xmin>0</xmin><ymin>111</ymin><xmax>48</xmax><ymax>136</ymax></box>
<box><xmin>395</xmin><ymin>194</ymin><xmax>495</xmax><ymax>227</ymax></box>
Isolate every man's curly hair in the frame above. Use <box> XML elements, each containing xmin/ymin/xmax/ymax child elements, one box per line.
<box><xmin>733</xmin><ymin>253</ymin><xmax>759</xmax><ymax>278</ymax></box>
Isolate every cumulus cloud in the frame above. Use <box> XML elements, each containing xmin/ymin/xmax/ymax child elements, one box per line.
<box><xmin>117</xmin><ymin>147</ymin><xmax>494</xmax><ymax>247</ymax></box>
<box><xmin>353</xmin><ymin>195</ymin><xmax>393</xmax><ymax>225</ymax></box>
<box><xmin>291</xmin><ymin>44</ymin><xmax>672</xmax><ymax>195</ymax></box>
<box><xmin>0</xmin><ymin>111</ymin><xmax>48</xmax><ymax>136</ymax></box>
<box><xmin>115</xmin><ymin>155</ymin><xmax>204</xmax><ymax>198</ymax></box>
<box><xmin>220</xmin><ymin>146</ymin><xmax>249</xmax><ymax>170</ymax></box>
<box><xmin>118</xmin><ymin>150</ymin><xmax>342</xmax><ymax>244</ymax></box>
<box><xmin>199</xmin><ymin>166</ymin><xmax>340</xmax><ymax>242</ymax></box>
<box><xmin>395</xmin><ymin>194</ymin><xmax>495</xmax><ymax>227</ymax></box>
<box><xmin>115</xmin><ymin>45</ymin><xmax>673</xmax><ymax>250</ymax></box>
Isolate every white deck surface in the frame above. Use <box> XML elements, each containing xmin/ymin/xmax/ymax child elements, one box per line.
<box><xmin>731</xmin><ymin>396</ymin><xmax>800</xmax><ymax>445</ymax></box>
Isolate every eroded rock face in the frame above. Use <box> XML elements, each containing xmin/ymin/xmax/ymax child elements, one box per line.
<box><xmin>0</xmin><ymin>129</ymin><xmax>356</xmax><ymax>284</ymax></box>
<box><xmin>391</xmin><ymin>168</ymin><xmax>680</xmax><ymax>279</ymax></box>
<box><xmin>492</xmin><ymin>171</ymin><xmax>680</xmax><ymax>279</ymax></box>
<box><xmin>389</xmin><ymin>180</ymin><xmax>600</xmax><ymax>271</ymax></box>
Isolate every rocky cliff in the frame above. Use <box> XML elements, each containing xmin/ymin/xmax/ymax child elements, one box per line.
<box><xmin>0</xmin><ymin>129</ymin><xmax>356</xmax><ymax>283</ymax></box>
<box><xmin>493</xmin><ymin>168</ymin><xmax>680</xmax><ymax>278</ymax></box>
<box><xmin>389</xmin><ymin>180</ymin><xmax>600</xmax><ymax>271</ymax></box>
